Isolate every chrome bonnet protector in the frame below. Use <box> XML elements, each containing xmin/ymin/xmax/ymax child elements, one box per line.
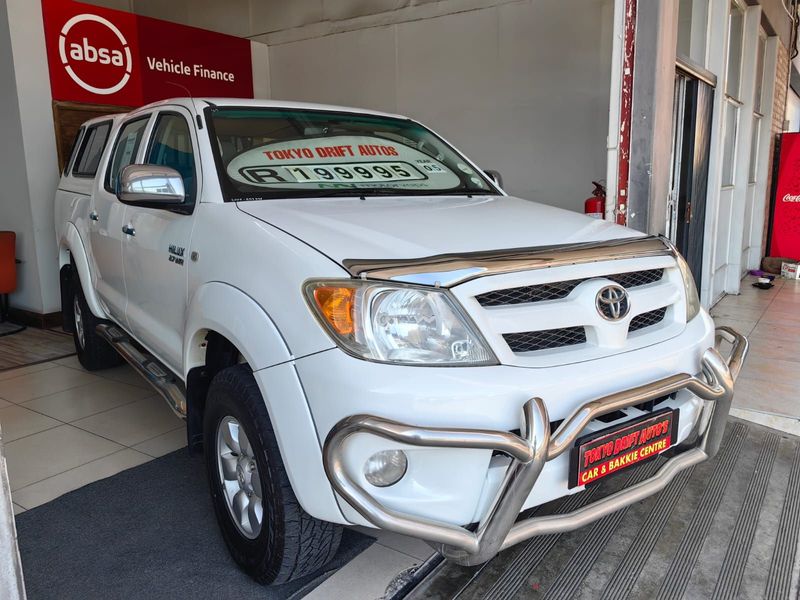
<box><xmin>342</xmin><ymin>235</ymin><xmax>674</xmax><ymax>287</ymax></box>
<box><xmin>322</xmin><ymin>327</ymin><xmax>748</xmax><ymax>566</ymax></box>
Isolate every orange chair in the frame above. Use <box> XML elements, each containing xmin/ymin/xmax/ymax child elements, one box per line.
<box><xmin>0</xmin><ymin>231</ymin><xmax>16</xmax><ymax>322</ymax></box>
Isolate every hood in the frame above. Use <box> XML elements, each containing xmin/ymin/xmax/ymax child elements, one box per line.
<box><xmin>236</xmin><ymin>195</ymin><xmax>641</xmax><ymax>266</ymax></box>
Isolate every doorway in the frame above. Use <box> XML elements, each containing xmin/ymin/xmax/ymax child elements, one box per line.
<box><xmin>667</xmin><ymin>68</ymin><xmax>715</xmax><ymax>290</ymax></box>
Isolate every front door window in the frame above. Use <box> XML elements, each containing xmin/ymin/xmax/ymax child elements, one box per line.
<box><xmin>106</xmin><ymin>117</ymin><xmax>150</xmax><ymax>193</ymax></box>
<box><xmin>145</xmin><ymin>113</ymin><xmax>197</xmax><ymax>204</ymax></box>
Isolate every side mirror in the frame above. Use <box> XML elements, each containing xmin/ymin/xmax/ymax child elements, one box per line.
<box><xmin>484</xmin><ymin>169</ymin><xmax>504</xmax><ymax>189</ymax></box>
<box><xmin>117</xmin><ymin>164</ymin><xmax>185</xmax><ymax>204</ymax></box>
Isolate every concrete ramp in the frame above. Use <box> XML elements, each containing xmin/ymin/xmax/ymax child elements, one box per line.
<box><xmin>407</xmin><ymin>419</ymin><xmax>800</xmax><ymax>600</ymax></box>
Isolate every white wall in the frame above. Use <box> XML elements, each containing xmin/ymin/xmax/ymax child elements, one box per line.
<box><xmin>84</xmin><ymin>0</ymin><xmax>615</xmax><ymax>211</ymax></box>
<box><xmin>0</xmin><ymin>0</ymin><xmax>61</xmax><ymax>313</ymax></box>
<box><xmin>266</xmin><ymin>0</ymin><xmax>615</xmax><ymax>213</ymax></box>
<box><xmin>0</xmin><ymin>0</ymin><xmax>37</xmax><ymax>310</ymax></box>
<box><xmin>250</xmin><ymin>40</ymin><xmax>271</xmax><ymax>99</ymax></box>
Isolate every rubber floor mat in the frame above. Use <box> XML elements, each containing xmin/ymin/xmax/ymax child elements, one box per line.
<box><xmin>15</xmin><ymin>450</ymin><xmax>373</xmax><ymax>600</ymax></box>
<box><xmin>407</xmin><ymin>419</ymin><xmax>800</xmax><ymax>600</ymax></box>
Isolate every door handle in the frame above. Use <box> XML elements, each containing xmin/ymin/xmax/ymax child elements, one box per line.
<box><xmin>89</xmin><ymin>211</ymin><xmax>99</xmax><ymax>222</ymax></box>
<box><xmin>122</xmin><ymin>225</ymin><xmax>136</xmax><ymax>237</ymax></box>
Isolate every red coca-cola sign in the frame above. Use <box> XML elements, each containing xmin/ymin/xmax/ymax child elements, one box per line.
<box><xmin>42</xmin><ymin>0</ymin><xmax>253</xmax><ymax>106</ymax></box>
<box><xmin>769</xmin><ymin>132</ymin><xmax>800</xmax><ymax>260</ymax></box>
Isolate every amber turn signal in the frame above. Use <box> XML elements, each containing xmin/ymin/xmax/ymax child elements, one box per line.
<box><xmin>313</xmin><ymin>286</ymin><xmax>356</xmax><ymax>336</ymax></box>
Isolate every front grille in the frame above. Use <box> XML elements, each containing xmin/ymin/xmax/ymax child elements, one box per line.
<box><xmin>629</xmin><ymin>306</ymin><xmax>667</xmax><ymax>332</ymax></box>
<box><xmin>504</xmin><ymin>327</ymin><xmax>586</xmax><ymax>353</ymax></box>
<box><xmin>478</xmin><ymin>280</ymin><xmax>580</xmax><ymax>306</ymax></box>
<box><xmin>595</xmin><ymin>393</ymin><xmax>674</xmax><ymax>422</ymax></box>
<box><xmin>476</xmin><ymin>269</ymin><xmax>664</xmax><ymax>307</ymax></box>
<box><xmin>503</xmin><ymin>306</ymin><xmax>667</xmax><ymax>354</ymax></box>
<box><xmin>608</xmin><ymin>269</ymin><xmax>664</xmax><ymax>289</ymax></box>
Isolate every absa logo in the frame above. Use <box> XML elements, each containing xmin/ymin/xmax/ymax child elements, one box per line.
<box><xmin>58</xmin><ymin>13</ymin><xmax>132</xmax><ymax>95</ymax></box>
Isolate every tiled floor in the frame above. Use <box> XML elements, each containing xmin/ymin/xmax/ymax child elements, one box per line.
<box><xmin>1</xmin><ymin>277</ymin><xmax>798</xmax><ymax>598</ymax></box>
<box><xmin>1</xmin><ymin>356</ymin><xmax>185</xmax><ymax>513</ymax></box>
<box><xmin>710</xmin><ymin>276</ymin><xmax>800</xmax><ymax>426</ymax></box>
<box><xmin>0</xmin><ymin>353</ymin><xmax>431</xmax><ymax>597</ymax></box>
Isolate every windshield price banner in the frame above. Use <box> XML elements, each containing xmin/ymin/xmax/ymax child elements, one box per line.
<box><xmin>227</xmin><ymin>135</ymin><xmax>462</xmax><ymax>191</ymax></box>
<box><xmin>41</xmin><ymin>0</ymin><xmax>253</xmax><ymax>105</ymax></box>
<box><xmin>569</xmin><ymin>409</ymin><xmax>678</xmax><ymax>488</ymax></box>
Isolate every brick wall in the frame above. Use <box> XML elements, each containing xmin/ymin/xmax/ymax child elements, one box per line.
<box><xmin>773</xmin><ymin>42</ymin><xmax>789</xmax><ymax>140</ymax></box>
<box><xmin>761</xmin><ymin>40</ymin><xmax>790</xmax><ymax>259</ymax></box>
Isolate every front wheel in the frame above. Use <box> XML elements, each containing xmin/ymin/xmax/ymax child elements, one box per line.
<box><xmin>204</xmin><ymin>364</ymin><xmax>342</xmax><ymax>584</ymax></box>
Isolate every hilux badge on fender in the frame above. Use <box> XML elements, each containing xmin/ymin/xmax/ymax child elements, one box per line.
<box><xmin>596</xmin><ymin>284</ymin><xmax>630</xmax><ymax>320</ymax></box>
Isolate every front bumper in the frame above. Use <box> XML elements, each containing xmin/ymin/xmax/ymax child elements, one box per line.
<box><xmin>323</xmin><ymin>326</ymin><xmax>748</xmax><ymax>566</ymax></box>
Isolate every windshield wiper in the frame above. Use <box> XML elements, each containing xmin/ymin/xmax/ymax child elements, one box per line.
<box><xmin>314</xmin><ymin>189</ymin><xmax>497</xmax><ymax>198</ymax></box>
<box><xmin>231</xmin><ymin>188</ymin><xmax>496</xmax><ymax>201</ymax></box>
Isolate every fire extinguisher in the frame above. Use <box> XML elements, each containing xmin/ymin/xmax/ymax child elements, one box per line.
<box><xmin>584</xmin><ymin>181</ymin><xmax>606</xmax><ymax>220</ymax></box>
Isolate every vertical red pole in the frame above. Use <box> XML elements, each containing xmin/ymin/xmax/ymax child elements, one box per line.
<box><xmin>616</xmin><ymin>0</ymin><xmax>637</xmax><ymax>226</ymax></box>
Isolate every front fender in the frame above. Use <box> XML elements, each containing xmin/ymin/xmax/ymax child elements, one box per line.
<box><xmin>59</xmin><ymin>222</ymin><xmax>107</xmax><ymax>320</ymax></box>
<box><xmin>183</xmin><ymin>282</ymin><xmax>346</xmax><ymax>523</ymax></box>
<box><xmin>183</xmin><ymin>282</ymin><xmax>292</xmax><ymax>375</ymax></box>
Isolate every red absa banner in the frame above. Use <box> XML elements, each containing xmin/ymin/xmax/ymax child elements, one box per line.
<box><xmin>769</xmin><ymin>132</ymin><xmax>800</xmax><ymax>260</ymax></box>
<box><xmin>41</xmin><ymin>0</ymin><xmax>253</xmax><ymax>106</ymax></box>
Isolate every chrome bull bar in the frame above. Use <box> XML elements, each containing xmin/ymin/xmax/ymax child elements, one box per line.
<box><xmin>323</xmin><ymin>327</ymin><xmax>748</xmax><ymax>566</ymax></box>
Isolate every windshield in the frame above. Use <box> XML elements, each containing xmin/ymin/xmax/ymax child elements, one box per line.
<box><xmin>207</xmin><ymin>107</ymin><xmax>497</xmax><ymax>200</ymax></box>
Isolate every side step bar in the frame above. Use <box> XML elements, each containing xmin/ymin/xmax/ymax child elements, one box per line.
<box><xmin>96</xmin><ymin>324</ymin><xmax>187</xmax><ymax>418</ymax></box>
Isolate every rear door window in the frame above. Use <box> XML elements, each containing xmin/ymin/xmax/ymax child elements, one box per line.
<box><xmin>105</xmin><ymin>117</ymin><xmax>150</xmax><ymax>192</ymax></box>
<box><xmin>72</xmin><ymin>121</ymin><xmax>112</xmax><ymax>178</ymax></box>
<box><xmin>64</xmin><ymin>126</ymin><xmax>85</xmax><ymax>176</ymax></box>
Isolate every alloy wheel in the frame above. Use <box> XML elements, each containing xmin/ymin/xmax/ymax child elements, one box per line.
<box><xmin>216</xmin><ymin>416</ymin><xmax>264</xmax><ymax>539</ymax></box>
<box><xmin>73</xmin><ymin>295</ymin><xmax>85</xmax><ymax>349</ymax></box>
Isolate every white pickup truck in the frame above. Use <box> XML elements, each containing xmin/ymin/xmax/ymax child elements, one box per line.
<box><xmin>54</xmin><ymin>97</ymin><xmax>747</xmax><ymax>585</ymax></box>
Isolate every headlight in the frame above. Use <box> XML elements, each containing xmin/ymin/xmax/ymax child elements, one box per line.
<box><xmin>304</xmin><ymin>280</ymin><xmax>497</xmax><ymax>366</ymax></box>
<box><xmin>675</xmin><ymin>253</ymin><xmax>701</xmax><ymax>321</ymax></box>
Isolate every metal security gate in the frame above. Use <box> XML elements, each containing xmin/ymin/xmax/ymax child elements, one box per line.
<box><xmin>667</xmin><ymin>63</ymin><xmax>715</xmax><ymax>291</ymax></box>
<box><xmin>407</xmin><ymin>419</ymin><xmax>800</xmax><ymax>600</ymax></box>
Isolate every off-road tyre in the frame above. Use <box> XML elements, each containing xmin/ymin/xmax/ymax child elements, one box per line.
<box><xmin>204</xmin><ymin>364</ymin><xmax>342</xmax><ymax>584</ymax></box>
<box><xmin>71</xmin><ymin>273</ymin><xmax>124</xmax><ymax>371</ymax></box>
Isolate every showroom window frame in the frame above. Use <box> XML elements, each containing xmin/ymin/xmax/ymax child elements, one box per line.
<box><xmin>677</xmin><ymin>0</ymin><xmax>713</xmax><ymax>68</ymax></box>
<box><xmin>720</xmin><ymin>0</ymin><xmax>745</xmax><ymax>189</ymax></box>
<box><xmin>697</xmin><ymin>0</ymin><xmax>766</xmax><ymax>306</ymax></box>
<box><xmin>748</xmin><ymin>31</ymin><xmax>767</xmax><ymax>185</ymax></box>
<box><xmin>741</xmin><ymin>31</ymin><xmax>778</xmax><ymax>272</ymax></box>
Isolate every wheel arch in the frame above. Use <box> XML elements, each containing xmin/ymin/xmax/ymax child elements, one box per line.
<box><xmin>183</xmin><ymin>282</ymin><xmax>294</xmax><ymax>453</ymax></box>
<box><xmin>58</xmin><ymin>222</ymin><xmax>107</xmax><ymax>320</ymax></box>
<box><xmin>183</xmin><ymin>282</ymin><xmax>293</xmax><ymax>377</ymax></box>
<box><xmin>183</xmin><ymin>283</ymin><xmax>342</xmax><ymax>522</ymax></box>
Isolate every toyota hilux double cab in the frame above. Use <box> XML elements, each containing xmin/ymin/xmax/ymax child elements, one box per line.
<box><xmin>54</xmin><ymin>97</ymin><xmax>747</xmax><ymax>585</ymax></box>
